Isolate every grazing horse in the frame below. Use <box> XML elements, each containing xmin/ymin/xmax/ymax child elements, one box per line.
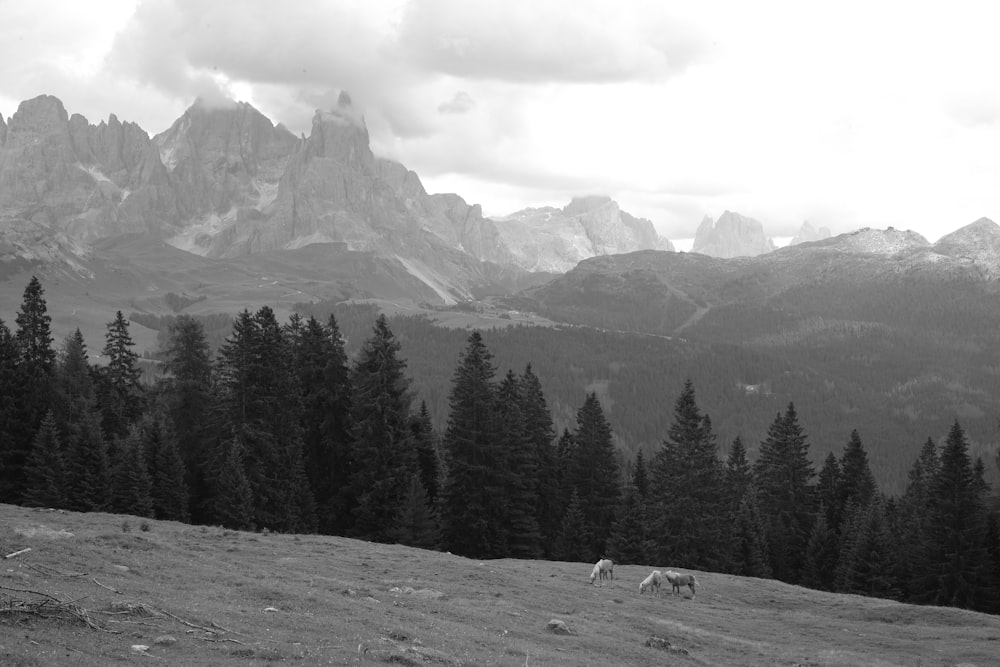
<box><xmin>590</xmin><ymin>558</ymin><xmax>614</xmax><ymax>587</ymax></box>
<box><xmin>665</xmin><ymin>570</ymin><xmax>697</xmax><ymax>598</ymax></box>
<box><xmin>639</xmin><ymin>570</ymin><xmax>662</xmax><ymax>596</ymax></box>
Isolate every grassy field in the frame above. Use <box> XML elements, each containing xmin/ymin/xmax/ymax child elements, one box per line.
<box><xmin>1</xmin><ymin>503</ymin><xmax>998</xmax><ymax>666</ymax></box>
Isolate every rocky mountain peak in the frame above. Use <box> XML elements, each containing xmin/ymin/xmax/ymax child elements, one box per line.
<box><xmin>932</xmin><ymin>218</ymin><xmax>1000</xmax><ymax>266</ymax></box>
<box><xmin>692</xmin><ymin>211</ymin><xmax>775</xmax><ymax>258</ymax></box>
<box><xmin>790</xmin><ymin>220</ymin><xmax>832</xmax><ymax>246</ymax></box>
<box><xmin>563</xmin><ymin>195</ymin><xmax>614</xmax><ymax>216</ymax></box>
<box><xmin>825</xmin><ymin>227</ymin><xmax>930</xmax><ymax>255</ymax></box>
<box><xmin>0</xmin><ymin>113</ymin><xmax>7</xmax><ymax>146</ymax></box>
<box><xmin>494</xmin><ymin>196</ymin><xmax>673</xmax><ymax>272</ymax></box>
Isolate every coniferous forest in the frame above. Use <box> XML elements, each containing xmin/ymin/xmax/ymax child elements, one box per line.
<box><xmin>1</xmin><ymin>277</ymin><xmax>999</xmax><ymax>615</ymax></box>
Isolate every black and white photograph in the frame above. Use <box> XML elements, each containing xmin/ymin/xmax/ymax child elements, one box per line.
<box><xmin>1</xmin><ymin>1</ymin><xmax>999</xmax><ymax>664</ymax></box>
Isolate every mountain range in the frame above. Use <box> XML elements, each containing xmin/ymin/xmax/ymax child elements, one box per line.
<box><xmin>2</xmin><ymin>93</ymin><xmax>1000</xmax><ymax>494</ymax></box>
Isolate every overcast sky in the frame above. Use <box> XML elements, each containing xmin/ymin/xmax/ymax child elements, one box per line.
<box><xmin>2</xmin><ymin>0</ymin><xmax>998</xmax><ymax>242</ymax></box>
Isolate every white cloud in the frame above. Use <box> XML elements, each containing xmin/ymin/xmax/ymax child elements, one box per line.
<box><xmin>2</xmin><ymin>0</ymin><xmax>1000</xmax><ymax>241</ymax></box>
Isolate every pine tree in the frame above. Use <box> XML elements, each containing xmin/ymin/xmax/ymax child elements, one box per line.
<box><xmin>3</xmin><ymin>277</ymin><xmax>56</xmax><ymax>503</ymax></box>
<box><xmin>633</xmin><ymin>450</ymin><xmax>650</xmax><ymax>501</ymax></box>
<box><xmin>802</xmin><ymin>510</ymin><xmax>839</xmax><ymax>590</ymax></box>
<box><xmin>289</xmin><ymin>314</ymin><xmax>353</xmax><ymax>534</ymax></box>
<box><xmin>838</xmin><ymin>429</ymin><xmax>878</xmax><ymax>519</ymax></box>
<box><xmin>144</xmin><ymin>417</ymin><xmax>190</xmax><ymax>522</ymax></box>
<box><xmin>496</xmin><ymin>370</ymin><xmax>543</xmax><ymax>559</ymax></box>
<box><xmin>835</xmin><ymin>498</ymin><xmax>899</xmax><ymax>599</ymax></box>
<box><xmin>519</xmin><ymin>364</ymin><xmax>560</xmax><ymax>555</ymax></box>
<box><xmin>725</xmin><ymin>436</ymin><xmax>753</xmax><ymax>503</ymax></box>
<box><xmin>211</xmin><ymin>436</ymin><xmax>255</xmax><ymax>530</ymax></box>
<box><xmin>816</xmin><ymin>452</ymin><xmax>842</xmax><ymax>531</ymax></box>
<box><xmin>554</xmin><ymin>491</ymin><xmax>592</xmax><ymax>562</ymax></box>
<box><xmin>896</xmin><ymin>437</ymin><xmax>939</xmax><ymax>601</ymax></box>
<box><xmin>729</xmin><ymin>486</ymin><xmax>772</xmax><ymax>578</ymax></box>
<box><xmin>566</xmin><ymin>393</ymin><xmax>621</xmax><ymax>560</ymax></box>
<box><xmin>606</xmin><ymin>486</ymin><xmax>653</xmax><ymax>565</ymax></box>
<box><xmin>96</xmin><ymin>311</ymin><xmax>145</xmax><ymax>439</ymax></box>
<box><xmin>0</xmin><ymin>318</ymin><xmax>28</xmax><ymax>503</ymax></box>
<box><xmin>440</xmin><ymin>331</ymin><xmax>505</xmax><ymax>557</ymax></box>
<box><xmin>387</xmin><ymin>473</ymin><xmax>440</xmax><ymax>550</ymax></box>
<box><xmin>754</xmin><ymin>403</ymin><xmax>816</xmax><ymax>583</ymax></box>
<box><xmin>162</xmin><ymin>315</ymin><xmax>213</xmax><ymax>518</ymax></box>
<box><xmin>923</xmin><ymin>421</ymin><xmax>989</xmax><ymax>609</ymax></box>
<box><xmin>110</xmin><ymin>426</ymin><xmax>154</xmax><ymax>518</ymax></box>
<box><xmin>214</xmin><ymin>308</ymin><xmax>316</xmax><ymax>532</ymax></box>
<box><xmin>349</xmin><ymin>315</ymin><xmax>415</xmax><ymax>542</ymax></box>
<box><xmin>22</xmin><ymin>411</ymin><xmax>66</xmax><ymax>509</ymax></box>
<box><xmin>411</xmin><ymin>401</ymin><xmax>440</xmax><ymax>504</ymax></box>
<box><xmin>64</xmin><ymin>408</ymin><xmax>111</xmax><ymax>513</ymax></box>
<box><xmin>649</xmin><ymin>380</ymin><xmax>726</xmax><ymax>570</ymax></box>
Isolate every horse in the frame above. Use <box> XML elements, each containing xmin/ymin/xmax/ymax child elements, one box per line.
<box><xmin>664</xmin><ymin>570</ymin><xmax>697</xmax><ymax>598</ymax></box>
<box><xmin>589</xmin><ymin>558</ymin><xmax>614</xmax><ymax>587</ymax></box>
<box><xmin>639</xmin><ymin>570</ymin><xmax>662</xmax><ymax>596</ymax></box>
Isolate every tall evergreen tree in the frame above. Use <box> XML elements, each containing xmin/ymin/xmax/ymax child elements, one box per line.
<box><xmin>289</xmin><ymin>314</ymin><xmax>353</xmax><ymax>534</ymax></box>
<box><xmin>496</xmin><ymin>370</ymin><xmax>543</xmax><ymax>559</ymax></box>
<box><xmin>22</xmin><ymin>411</ymin><xmax>66</xmax><ymax>509</ymax></box>
<box><xmin>606</xmin><ymin>485</ymin><xmax>653</xmax><ymax>565</ymax></box>
<box><xmin>161</xmin><ymin>315</ymin><xmax>213</xmax><ymax>518</ymax></box>
<box><xmin>109</xmin><ymin>426</ymin><xmax>154</xmax><ymax>518</ymax></box>
<box><xmin>3</xmin><ymin>277</ymin><xmax>57</xmax><ymax>502</ymax></box>
<box><xmin>633</xmin><ymin>450</ymin><xmax>650</xmax><ymax>501</ymax></box>
<box><xmin>838</xmin><ymin>429</ymin><xmax>878</xmax><ymax>518</ymax></box>
<box><xmin>802</xmin><ymin>508</ymin><xmax>839</xmax><ymax>590</ymax></box>
<box><xmin>816</xmin><ymin>452</ymin><xmax>842</xmax><ymax>531</ymax></box>
<box><xmin>211</xmin><ymin>436</ymin><xmax>255</xmax><ymax>530</ymax></box>
<box><xmin>97</xmin><ymin>311</ymin><xmax>145</xmax><ymax>439</ymax></box>
<box><xmin>835</xmin><ymin>498</ymin><xmax>899</xmax><ymax>599</ymax></box>
<box><xmin>64</xmin><ymin>407</ymin><xmax>111</xmax><ymax>512</ymax></box>
<box><xmin>728</xmin><ymin>486</ymin><xmax>772</xmax><ymax>578</ymax></box>
<box><xmin>554</xmin><ymin>491</ymin><xmax>592</xmax><ymax>562</ymax></box>
<box><xmin>754</xmin><ymin>403</ymin><xmax>816</xmax><ymax>583</ymax></box>
<box><xmin>411</xmin><ymin>401</ymin><xmax>440</xmax><ymax>504</ymax></box>
<box><xmin>923</xmin><ymin>421</ymin><xmax>989</xmax><ymax>609</ymax></box>
<box><xmin>519</xmin><ymin>364</ymin><xmax>561</xmax><ymax>555</ymax></box>
<box><xmin>896</xmin><ymin>437</ymin><xmax>940</xmax><ymax>601</ymax></box>
<box><xmin>214</xmin><ymin>308</ymin><xmax>315</xmax><ymax>532</ymax></box>
<box><xmin>649</xmin><ymin>380</ymin><xmax>726</xmax><ymax>570</ymax></box>
<box><xmin>0</xmin><ymin>318</ymin><xmax>29</xmax><ymax>503</ymax></box>
<box><xmin>387</xmin><ymin>473</ymin><xmax>440</xmax><ymax>550</ymax></box>
<box><xmin>566</xmin><ymin>392</ymin><xmax>621</xmax><ymax>560</ymax></box>
<box><xmin>440</xmin><ymin>331</ymin><xmax>505</xmax><ymax>557</ymax></box>
<box><xmin>349</xmin><ymin>315</ymin><xmax>415</xmax><ymax>542</ymax></box>
<box><xmin>143</xmin><ymin>416</ymin><xmax>190</xmax><ymax>522</ymax></box>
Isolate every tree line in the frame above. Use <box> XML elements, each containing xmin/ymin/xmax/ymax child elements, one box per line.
<box><xmin>1</xmin><ymin>276</ymin><xmax>998</xmax><ymax>615</ymax></box>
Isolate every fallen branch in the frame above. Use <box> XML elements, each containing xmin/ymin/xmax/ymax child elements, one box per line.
<box><xmin>195</xmin><ymin>635</ymin><xmax>248</xmax><ymax>646</ymax></box>
<box><xmin>1</xmin><ymin>589</ymin><xmax>119</xmax><ymax>634</ymax></box>
<box><xmin>3</xmin><ymin>547</ymin><xmax>31</xmax><ymax>559</ymax></box>
<box><xmin>93</xmin><ymin>578</ymin><xmax>122</xmax><ymax>595</ymax></box>
<box><xmin>158</xmin><ymin>608</ymin><xmax>221</xmax><ymax>635</ymax></box>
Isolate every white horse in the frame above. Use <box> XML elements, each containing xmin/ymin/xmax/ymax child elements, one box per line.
<box><xmin>664</xmin><ymin>570</ymin><xmax>697</xmax><ymax>598</ymax></box>
<box><xmin>589</xmin><ymin>558</ymin><xmax>614</xmax><ymax>587</ymax></box>
<box><xmin>639</xmin><ymin>570</ymin><xmax>662</xmax><ymax>596</ymax></box>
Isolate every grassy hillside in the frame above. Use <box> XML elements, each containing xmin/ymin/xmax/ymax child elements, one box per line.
<box><xmin>2</xmin><ymin>504</ymin><xmax>998</xmax><ymax>666</ymax></box>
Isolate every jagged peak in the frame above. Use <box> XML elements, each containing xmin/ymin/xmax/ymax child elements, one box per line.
<box><xmin>563</xmin><ymin>195</ymin><xmax>614</xmax><ymax>216</ymax></box>
<box><xmin>315</xmin><ymin>90</ymin><xmax>366</xmax><ymax>130</ymax></box>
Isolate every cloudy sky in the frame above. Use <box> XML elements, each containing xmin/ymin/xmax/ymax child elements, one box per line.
<box><xmin>2</xmin><ymin>0</ymin><xmax>999</xmax><ymax>243</ymax></box>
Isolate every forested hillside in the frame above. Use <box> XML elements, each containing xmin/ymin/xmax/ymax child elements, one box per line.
<box><xmin>3</xmin><ymin>275</ymin><xmax>998</xmax><ymax>618</ymax></box>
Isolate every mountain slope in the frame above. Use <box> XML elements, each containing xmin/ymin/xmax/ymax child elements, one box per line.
<box><xmin>3</xmin><ymin>503</ymin><xmax>998</xmax><ymax>666</ymax></box>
